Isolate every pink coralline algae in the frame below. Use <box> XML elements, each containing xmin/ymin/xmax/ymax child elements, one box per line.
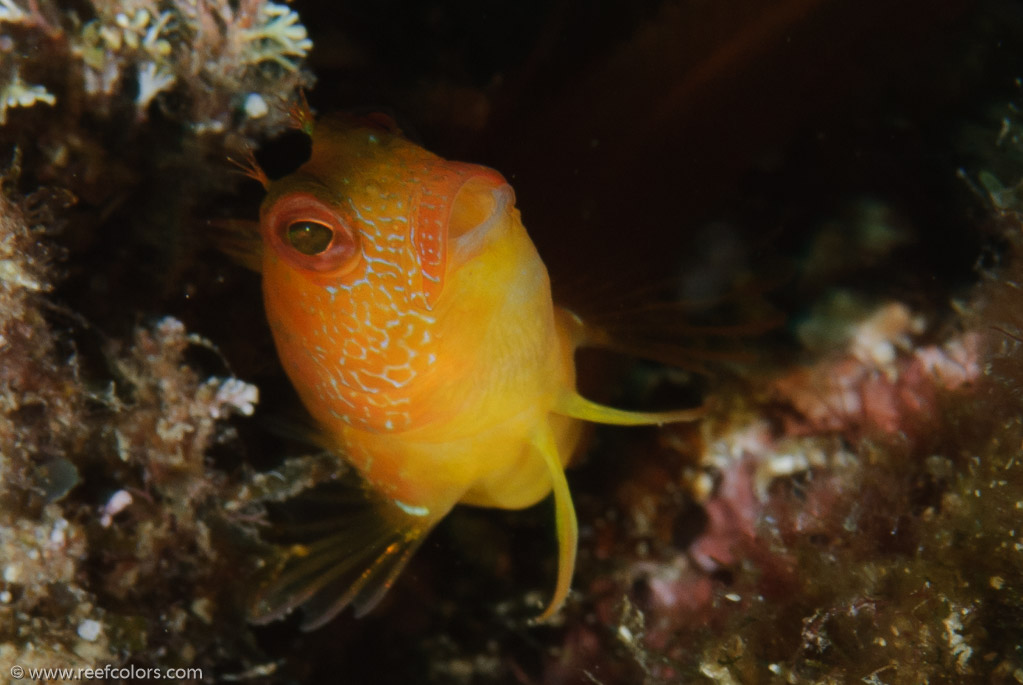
<box><xmin>771</xmin><ymin>305</ymin><xmax>982</xmax><ymax>438</ymax></box>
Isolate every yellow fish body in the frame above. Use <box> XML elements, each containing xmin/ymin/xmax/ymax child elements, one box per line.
<box><xmin>249</xmin><ymin>112</ymin><xmax>700</xmax><ymax>628</ymax></box>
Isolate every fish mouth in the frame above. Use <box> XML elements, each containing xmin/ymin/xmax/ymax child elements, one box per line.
<box><xmin>448</xmin><ymin>178</ymin><xmax>515</xmax><ymax>264</ymax></box>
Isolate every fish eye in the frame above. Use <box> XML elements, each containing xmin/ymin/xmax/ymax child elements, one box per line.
<box><xmin>286</xmin><ymin>220</ymin><xmax>334</xmax><ymax>255</ymax></box>
<box><xmin>262</xmin><ymin>192</ymin><xmax>361</xmax><ymax>275</ymax></box>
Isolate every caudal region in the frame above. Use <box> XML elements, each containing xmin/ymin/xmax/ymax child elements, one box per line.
<box><xmin>239</xmin><ymin>106</ymin><xmax>702</xmax><ymax>629</ymax></box>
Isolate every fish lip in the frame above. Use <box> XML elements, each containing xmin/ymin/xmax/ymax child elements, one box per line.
<box><xmin>449</xmin><ymin>183</ymin><xmax>514</xmax><ymax>264</ymax></box>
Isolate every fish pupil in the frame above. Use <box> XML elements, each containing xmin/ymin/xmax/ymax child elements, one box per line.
<box><xmin>286</xmin><ymin>220</ymin><xmax>334</xmax><ymax>255</ymax></box>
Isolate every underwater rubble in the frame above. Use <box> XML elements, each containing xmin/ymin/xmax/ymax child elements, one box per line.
<box><xmin>0</xmin><ymin>0</ymin><xmax>1022</xmax><ymax>684</ymax></box>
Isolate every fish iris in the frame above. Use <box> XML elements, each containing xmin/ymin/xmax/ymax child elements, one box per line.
<box><xmin>286</xmin><ymin>220</ymin><xmax>333</xmax><ymax>255</ymax></box>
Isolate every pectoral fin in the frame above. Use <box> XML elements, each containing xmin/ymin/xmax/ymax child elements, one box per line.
<box><xmin>555</xmin><ymin>390</ymin><xmax>704</xmax><ymax>426</ymax></box>
<box><xmin>531</xmin><ymin>422</ymin><xmax>578</xmax><ymax>621</ymax></box>
<box><xmin>249</xmin><ymin>483</ymin><xmax>434</xmax><ymax>630</ymax></box>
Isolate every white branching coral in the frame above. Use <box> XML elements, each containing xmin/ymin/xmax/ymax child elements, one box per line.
<box><xmin>0</xmin><ymin>0</ymin><xmax>26</xmax><ymax>24</ymax></box>
<box><xmin>135</xmin><ymin>60</ymin><xmax>175</xmax><ymax>109</ymax></box>
<box><xmin>0</xmin><ymin>72</ymin><xmax>55</xmax><ymax>125</ymax></box>
<box><xmin>92</xmin><ymin>8</ymin><xmax>172</xmax><ymax>54</ymax></box>
<box><xmin>239</xmin><ymin>2</ymin><xmax>313</xmax><ymax>71</ymax></box>
<box><xmin>206</xmin><ymin>377</ymin><xmax>259</xmax><ymax>419</ymax></box>
<box><xmin>68</xmin><ymin>0</ymin><xmax>313</xmax><ymax>131</ymax></box>
<box><xmin>78</xmin><ymin>6</ymin><xmax>174</xmax><ymax>97</ymax></box>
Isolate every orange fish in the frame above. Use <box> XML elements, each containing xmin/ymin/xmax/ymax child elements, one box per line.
<box><xmin>242</xmin><ymin>109</ymin><xmax>701</xmax><ymax>629</ymax></box>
